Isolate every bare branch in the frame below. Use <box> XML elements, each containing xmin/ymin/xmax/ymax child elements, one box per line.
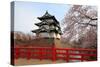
<box><xmin>75</xmin><ymin>22</ymin><xmax>97</xmax><ymax>27</ymax></box>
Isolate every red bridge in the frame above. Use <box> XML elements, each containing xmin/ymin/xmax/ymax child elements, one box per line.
<box><xmin>13</xmin><ymin>47</ymin><xmax>97</xmax><ymax>62</ymax></box>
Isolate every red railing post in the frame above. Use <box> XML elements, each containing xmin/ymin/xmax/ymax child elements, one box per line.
<box><xmin>66</xmin><ymin>49</ymin><xmax>69</xmax><ymax>62</ymax></box>
<box><xmin>27</xmin><ymin>48</ymin><xmax>31</xmax><ymax>60</ymax></box>
<box><xmin>15</xmin><ymin>48</ymin><xmax>20</xmax><ymax>59</ymax></box>
<box><xmin>40</xmin><ymin>48</ymin><xmax>43</xmax><ymax>60</ymax></box>
<box><xmin>81</xmin><ymin>54</ymin><xmax>84</xmax><ymax>61</ymax></box>
<box><xmin>52</xmin><ymin>47</ymin><xmax>56</xmax><ymax>63</ymax></box>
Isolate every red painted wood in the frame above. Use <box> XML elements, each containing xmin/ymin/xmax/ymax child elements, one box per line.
<box><xmin>14</xmin><ymin>46</ymin><xmax>97</xmax><ymax>62</ymax></box>
<box><xmin>27</xmin><ymin>48</ymin><xmax>31</xmax><ymax>59</ymax></box>
<box><xmin>15</xmin><ymin>48</ymin><xmax>20</xmax><ymax>59</ymax></box>
<box><xmin>52</xmin><ymin>48</ymin><xmax>56</xmax><ymax>62</ymax></box>
<box><xmin>66</xmin><ymin>49</ymin><xmax>69</xmax><ymax>62</ymax></box>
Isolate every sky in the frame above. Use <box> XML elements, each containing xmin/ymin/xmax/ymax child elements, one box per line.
<box><xmin>14</xmin><ymin>1</ymin><xmax>71</xmax><ymax>34</ymax></box>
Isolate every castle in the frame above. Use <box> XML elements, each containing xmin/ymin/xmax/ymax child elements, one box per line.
<box><xmin>32</xmin><ymin>11</ymin><xmax>62</xmax><ymax>48</ymax></box>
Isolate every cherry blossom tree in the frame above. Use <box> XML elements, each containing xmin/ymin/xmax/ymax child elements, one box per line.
<box><xmin>62</xmin><ymin>5</ymin><xmax>97</xmax><ymax>49</ymax></box>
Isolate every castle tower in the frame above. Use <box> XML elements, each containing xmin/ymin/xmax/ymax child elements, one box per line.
<box><xmin>32</xmin><ymin>11</ymin><xmax>62</xmax><ymax>47</ymax></box>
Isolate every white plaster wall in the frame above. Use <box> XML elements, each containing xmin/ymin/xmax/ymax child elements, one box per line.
<box><xmin>39</xmin><ymin>32</ymin><xmax>49</xmax><ymax>37</ymax></box>
<box><xmin>56</xmin><ymin>34</ymin><xmax>61</xmax><ymax>39</ymax></box>
<box><xmin>49</xmin><ymin>32</ymin><xmax>56</xmax><ymax>38</ymax></box>
<box><xmin>46</xmin><ymin>19</ymin><xmax>54</xmax><ymax>23</ymax></box>
<box><xmin>50</xmin><ymin>25</ymin><xmax>55</xmax><ymax>29</ymax></box>
<box><xmin>43</xmin><ymin>25</ymin><xmax>49</xmax><ymax>29</ymax></box>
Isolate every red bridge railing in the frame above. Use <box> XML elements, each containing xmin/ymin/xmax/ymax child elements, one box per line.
<box><xmin>14</xmin><ymin>47</ymin><xmax>97</xmax><ymax>62</ymax></box>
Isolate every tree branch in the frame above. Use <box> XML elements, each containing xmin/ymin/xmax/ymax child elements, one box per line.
<box><xmin>77</xmin><ymin>10</ymin><xmax>97</xmax><ymax>21</ymax></box>
<box><xmin>76</xmin><ymin>22</ymin><xmax>97</xmax><ymax>27</ymax></box>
